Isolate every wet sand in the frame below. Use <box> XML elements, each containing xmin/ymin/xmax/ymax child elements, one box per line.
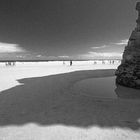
<box><xmin>0</xmin><ymin>62</ymin><xmax>140</xmax><ymax>140</ymax></box>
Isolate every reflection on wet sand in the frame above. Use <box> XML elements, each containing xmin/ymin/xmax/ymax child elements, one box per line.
<box><xmin>115</xmin><ymin>85</ymin><xmax>140</xmax><ymax>99</ymax></box>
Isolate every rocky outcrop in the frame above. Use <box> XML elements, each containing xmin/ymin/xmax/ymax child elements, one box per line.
<box><xmin>115</xmin><ymin>2</ymin><xmax>140</xmax><ymax>89</ymax></box>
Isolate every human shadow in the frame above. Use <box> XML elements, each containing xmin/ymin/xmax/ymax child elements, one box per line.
<box><xmin>0</xmin><ymin>69</ymin><xmax>140</xmax><ymax>130</ymax></box>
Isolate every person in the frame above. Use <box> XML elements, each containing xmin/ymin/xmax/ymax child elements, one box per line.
<box><xmin>112</xmin><ymin>60</ymin><xmax>115</xmax><ymax>64</ymax></box>
<box><xmin>70</xmin><ymin>60</ymin><xmax>72</xmax><ymax>66</ymax></box>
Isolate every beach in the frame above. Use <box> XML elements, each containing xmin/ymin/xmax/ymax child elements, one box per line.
<box><xmin>0</xmin><ymin>61</ymin><xmax>140</xmax><ymax>140</ymax></box>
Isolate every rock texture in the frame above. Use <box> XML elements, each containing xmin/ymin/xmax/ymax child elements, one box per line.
<box><xmin>115</xmin><ymin>2</ymin><xmax>140</xmax><ymax>89</ymax></box>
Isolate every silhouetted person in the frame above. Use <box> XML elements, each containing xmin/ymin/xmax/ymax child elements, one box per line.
<box><xmin>12</xmin><ymin>62</ymin><xmax>16</xmax><ymax>66</ymax></box>
<box><xmin>112</xmin><ymin>60</ymin><xmax>115</xmax><ymax>64</ymax></box>
<box><xmin>5</xmin><ymin>62</ymin><xmax>8</xmax><ymax>66</ymax></box>
<box><xmin>8</xmin><ymin>62</ymin><xmax>11</xmax><ymax>66</ymax></box>
<box><xmin>70</xmin><ymin>60</ymin><xmax>72</xmax><ymax>66</ymax></box>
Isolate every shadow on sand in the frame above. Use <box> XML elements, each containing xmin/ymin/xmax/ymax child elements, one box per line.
<box><xmin>0</xmin><ymin>69</ymin><xmax>140</xmax><ymax>130</ymax></box>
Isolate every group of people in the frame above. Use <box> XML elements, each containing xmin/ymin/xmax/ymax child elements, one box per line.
<box><xmin>5</xmin><ymin>61</ymin><xmax>16</xmax><ymax>66</ymax></box>
<box><xmin>93</xmin><ymin>60</ymin><xmax>120</xmax><ymax>65</ymax></box>
<box><xmin>62</xmin><ymin>60</ymin><xmax>120</xmax><ymax>66</ymax></box>
<box><xmin>4</xmin><ymin>60</ymin><xmax>120</xmax><ymax>67</ymax></box>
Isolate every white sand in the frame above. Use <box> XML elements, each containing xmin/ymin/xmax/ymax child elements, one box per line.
<box><xmin>0</xmin><ymin>61</ymin><xmax>140</xmax><ymax>140</ymax></box>
<box><xmin>0</xmin><ymin>61</ymin><xmax>119</xmax><ymax>92</ymax></box>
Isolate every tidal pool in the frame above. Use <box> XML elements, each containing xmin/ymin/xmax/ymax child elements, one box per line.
<box><xmin>71</xmin><ymin>76</ymin><xmax>140</xmax><ymax>99</ymax></box>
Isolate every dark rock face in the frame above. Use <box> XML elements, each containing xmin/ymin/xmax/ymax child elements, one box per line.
<box><xmin>115</xmin><ymin>2</ymin><xmax>140</xmax><ymax>89</ymax></box>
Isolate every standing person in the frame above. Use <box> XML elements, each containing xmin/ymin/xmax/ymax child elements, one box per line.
<box><xmin>112</xmin><ymin>60</ymin><xmax>115</xmax><ymax>64</ymax></box>
<box><xmin>94</xmin><ymin>61</ymin><xmax>97</xmax><ymax>64</ymax></box>
<box><xmin>70</xmin><ymin>60</ymin><xmax>72</xmax><ymax>66</ymax></box>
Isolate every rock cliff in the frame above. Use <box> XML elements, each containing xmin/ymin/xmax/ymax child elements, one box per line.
<box><xmin>115</xmin><ymin>2</ymin><xmax>140</xmax><ymax>89</ymax></box>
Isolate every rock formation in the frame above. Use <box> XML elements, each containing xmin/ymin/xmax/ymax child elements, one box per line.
<box><xmin>115</xmin><ymin>2</ymin><xmax>140</xmax><ymax>89</ymax></box>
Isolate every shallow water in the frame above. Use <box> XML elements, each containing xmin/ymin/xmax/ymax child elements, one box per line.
<box><xmin>71</xmin><ymin>76</ymin><xmax>140</xmax><ymax>99</ymax></box>
<box><xmin>115</xmin><ymin>84</ymin><xmax>140</xmax><ymax>99</ymax></box>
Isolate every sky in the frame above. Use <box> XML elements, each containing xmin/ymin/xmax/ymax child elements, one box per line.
<box><xmin>0</xmin><ymin>0</ymin><xmax>139</xmax><ymax>60</ymax></box>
